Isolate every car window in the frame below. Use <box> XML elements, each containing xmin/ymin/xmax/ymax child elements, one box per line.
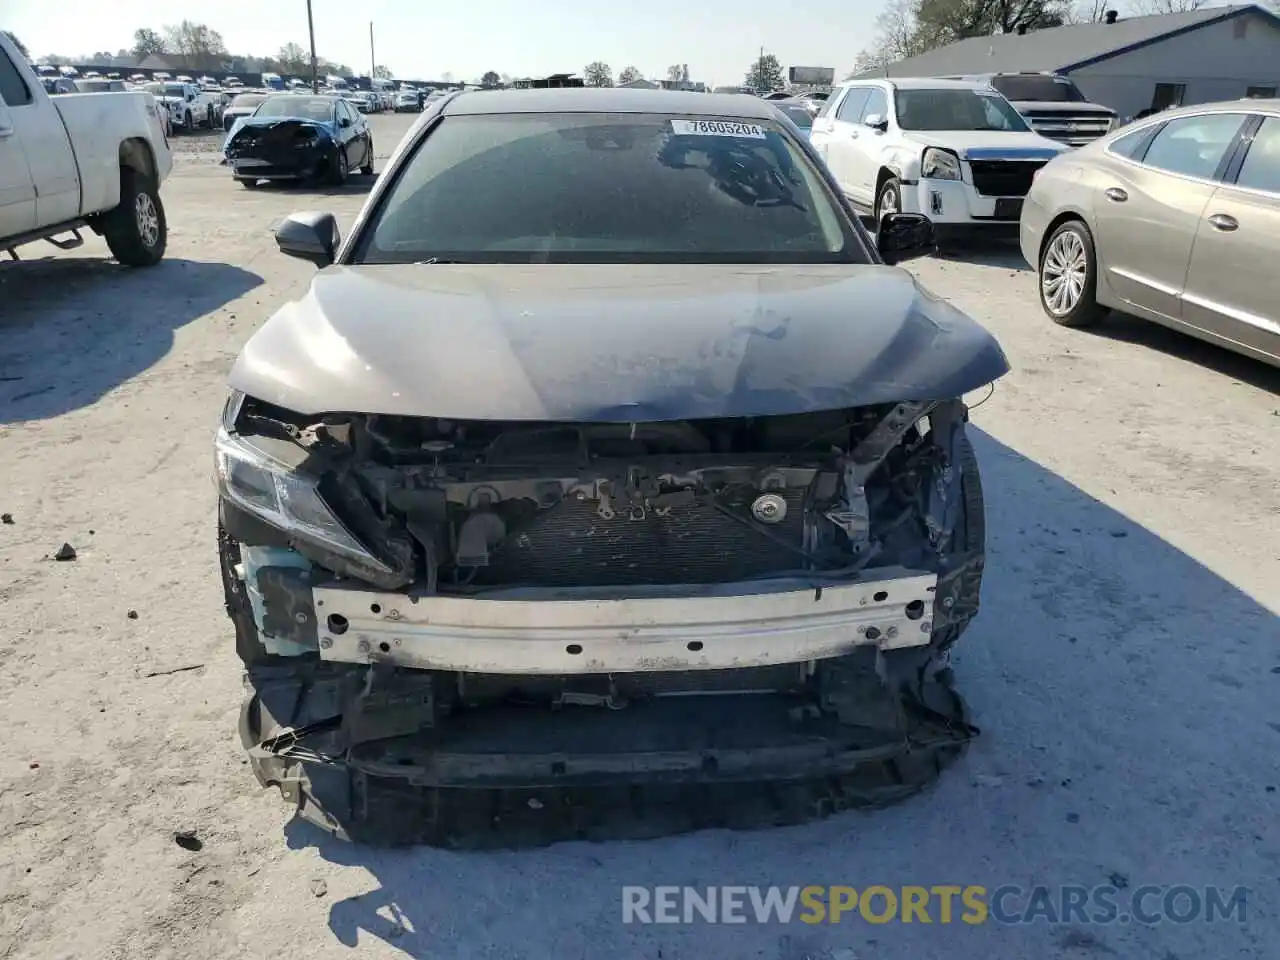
<box><xmin>860</xmin><ymin>88</ymin><xmax>888</xmax><ymax>122</ymax></box>
<box><xmin>1141</xmin><ymin>113</ymin><xmax>1245</xmax><ymax>180</ymax></box>
<box><xmin>0</xmin><ymin>48</ymin><xmax>33</xmax><ymax>107</ymax></box>
<box><xmin>776</xmin><ymin>104</ymin><xmax>813</xmax><ymax>129</ymax></box>
<box><xmin>835</xmin><ymin>88</ymin><xmax>871</xmax><ymax>123</ymax></box>
<box><xmin>990</xmin><ymin>75</ymin><xmax>1086</xmax><ymax>103</ymax></box>
<box><xmin>357</xmin><ymin>112</ymin><xmax>865</xmax><ymax>264</ymax></box>
<box><xmin>1233</xmin><ymin>116</ymin><xmax>1280</xmax><ymax>194</ymax></box>
<box><xmin>895</xmin><ymin>89</ymin><xmax>1029</xmax><ymax>132</ymax></box>
<box><xmin>255</xmin><ymin>96</ymin><xmax>337</xmax><ymax>121</ymax></box>
<box><xmin>1107</xmin><ymin>126</ymin><xmax>1156</xmax><ymax>160</ymax></box>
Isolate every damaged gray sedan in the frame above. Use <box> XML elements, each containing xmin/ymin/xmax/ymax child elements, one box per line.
<box><xmin>216</xmin><ymin>88</ymin><xmax>1008</xmax><ymax>847</ymax></box>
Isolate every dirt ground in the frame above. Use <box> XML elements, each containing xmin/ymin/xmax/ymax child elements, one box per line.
<box><xmin>1</xmin><ymin>113</ymin><xmax>1278</xmax><ymax>960</ymax></box>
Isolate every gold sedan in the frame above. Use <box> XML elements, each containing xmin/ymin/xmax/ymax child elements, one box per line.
<box><xmin>1019</xmin><ymin>99</ymin><xmax>1280</xmax><ymax>369</ymax></box>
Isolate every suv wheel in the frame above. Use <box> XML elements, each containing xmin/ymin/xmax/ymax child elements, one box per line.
<box><xmin>1039</xmin><ymin>220</ymin><xmax>1107</xmax><ymax>328</ymax></box>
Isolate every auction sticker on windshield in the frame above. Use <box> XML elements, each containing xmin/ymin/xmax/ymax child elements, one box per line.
<box><xmin>671</xmin><ymin>119</ymin><xmax>767</xmax><ymax>139</ymax></box>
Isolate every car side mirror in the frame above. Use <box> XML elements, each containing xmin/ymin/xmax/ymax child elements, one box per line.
<box><xmin>863</xmin><ymin>114</ymin><xmax>889</xmax><ymax>131</ymax></box>
<box><xmin>339</xmin><ymin>117</ymin><xmax>352</xmax><ymax>127</ymax></box>
<box><xmin>877</xmin><ymin>213</ymin><xmax>935</xmax><ymax>265</ymax></box>
<box><xmin>275</xmin><ymin>212</ymin><xmax>341</xmax><ymax>267</ymax></box>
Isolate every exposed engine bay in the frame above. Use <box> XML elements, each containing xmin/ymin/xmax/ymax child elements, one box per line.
<box><xmin>218</xmin><ymin>395</ymin><xmax>985</xmax><ymax>846</ymax></box>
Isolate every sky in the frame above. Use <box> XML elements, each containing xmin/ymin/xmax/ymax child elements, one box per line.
<box><xmin>1</xmin><ymin>0</ymin><xmax>888</xmax><ymax>86</ymax></box>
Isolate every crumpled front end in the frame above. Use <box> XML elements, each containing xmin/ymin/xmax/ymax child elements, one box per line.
<box><xmin>219</xmin><ymin>395</ymin><xmax>986</xmax><ymax>846</ymax></box>
<box><xmin>224</xmin><ymin>119</ymin><xmax>336</xmax><ymax>181</ymax></box>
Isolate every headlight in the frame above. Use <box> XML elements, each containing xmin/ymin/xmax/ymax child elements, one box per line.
<box><xmin>295</xmin><ymin>134</ymin><xmax>322</xmax><ymax>149</ymax></box>
<box><xmin>1106</xmin><ymin>115</ymin><xmax>1120</xmax><ymax>132</ymax></box>
<box><xmin>921</xmin><ymin>147</ymin><xmax>962</xmax><ymax>181</ymax></box>
<box><xmin>214</xmin><ymin>421</ymin><xmax>390</xmax><ymax>572</ymax></box>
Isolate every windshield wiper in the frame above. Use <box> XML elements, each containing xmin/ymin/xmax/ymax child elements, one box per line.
<box><xmin>414</xmin><ymin>257</ymin><xmax>473</xmax><ymax>264</ymax></box>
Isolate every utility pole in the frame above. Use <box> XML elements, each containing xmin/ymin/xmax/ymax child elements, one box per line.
<box><xmin>306</xmin><ymin>0</ymin><xmax>318</xmax><ymax>92</ymax></box>
<box><xmin>369</xmin><ymin>21</ymin><xmax>375</xmax><ymax>82</ymax></box>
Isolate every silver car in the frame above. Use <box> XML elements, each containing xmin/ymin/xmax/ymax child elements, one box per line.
<box><xmin>1020</xmin><ymin>99</ymin><xmax>1280</xmax><ymax>368</ymax></box>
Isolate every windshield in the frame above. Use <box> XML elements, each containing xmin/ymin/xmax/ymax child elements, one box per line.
<box><xmin>777</xmin><ymin>104</ymin><xmax>814</xmax><ymax>128</ymax></box>
<box><xmin>356</xmin><ymin>112</ymin><xmax>860</xmax><ymax>264</ymax></box>
<box><xmin>231</xmin><ymin>94</ymin><xmax>266</xmax><ymax>109</ymax></box>
<box><xmin>253</xmin><ymin>96</ymin><xmax>336</xmax><ymax>121</ymax></box>
<box><xmin>894</xmin><ymin>89</ymin><xmax>1029</xmax><ymax>132</ymax></box>
<box><xmin>989</xmin><ymin>75</ymin><xmax>1086</xmax><ymax>103</ymax></box>
<box><xmin>163</xmin><ymin>84</ymin><xmax>186</xmax><ymax>98</ymax></box>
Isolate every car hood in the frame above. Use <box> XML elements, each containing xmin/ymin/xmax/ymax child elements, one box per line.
<box><xmin>900</xmin><ymin>129</ymin><xmax>1066</xmax><ymax>159</ymax></box>
<box><xmin>229</xmin><ymin>264</ymin><xmax>1009</xmax><ymax>422</ymax></box>
<box><xmin>1010</xmin><ymin>100</ymin><xmax>1116</xmax><ymax>116</ymax></box>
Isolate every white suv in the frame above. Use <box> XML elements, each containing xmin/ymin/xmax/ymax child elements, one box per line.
<box><xmin>810</xmin><ymin>78</ymin><xmax>1067</xmax><ymax>229</ymax></box>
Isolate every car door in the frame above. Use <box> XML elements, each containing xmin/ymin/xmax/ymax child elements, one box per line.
<box><xmin>1179</xmin><ymin>113</ymin><xmax>1280</xmax><ymax>361</ymax></box>
<box><xmin>0</xmin><ymin>92</ymin><xmax>37</xmax><ymax>238</ymax></box>
<box><xmin>846</xmin><ymin>86</ymin><xmax>891</xmax><ymax>204</ymax></box>
<box><xmin>816</xmin><ymin>86</ymin><xmax>871</xmax><ymax>198</ymax></box>
<box><xmin>337</xmin><ymin>101</ymin><xmax>362</xmax><ymax>165</ymax></box>
<box><xmin>1091</xmin><ymin>111</ymin><xmax>1247</xmax><ymax>321</ymax></box>
<box><xmin>0</xmin><ymin>45</ymin><xmax>78</xmax><ymax>233</ymax></box>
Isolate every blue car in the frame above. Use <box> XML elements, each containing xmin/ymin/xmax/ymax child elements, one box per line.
<box><xmin>223</xmin><ymin>94</ymin><xmax>374</xmax><ymax>187</ymax></box>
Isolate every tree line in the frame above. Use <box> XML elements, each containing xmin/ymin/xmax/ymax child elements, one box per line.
<box><xmin>9</xmin><ymin>21</ymin><xmax>356</xmax><ymax>77</ymax></box>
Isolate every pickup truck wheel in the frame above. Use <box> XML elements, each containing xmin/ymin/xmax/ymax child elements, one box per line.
<box><xmin>184</xmin><ymin>110</ymin><xmax>193</xmax><ymax>130</ymax></box>
<box><xmin>103</xmin><ymin>169</ymin><xmax>166</xmax><ymax>267</ymax></box>
<box><xmin>206</xmin><ymin>106</ymin><xmax>215</xmax><ymax>128</ymax></box>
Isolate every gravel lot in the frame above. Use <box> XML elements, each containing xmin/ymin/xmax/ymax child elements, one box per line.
<box><xmin>2</xmin><ymin>113</ymin><xmax>1278</xmax><ymax>960</ymax></box>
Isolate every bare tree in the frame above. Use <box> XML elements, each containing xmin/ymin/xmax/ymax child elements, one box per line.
<box><xmin>618</xmin><ymin>65</ymin><xmax>642</xmax><ymax>85</ymax></box>
<box><xmin>1131</xmin><ymin>0</ymin><xmax>1209</xmax><ymax>13</ymax></box>
<box><xmin>131</xmin><ymin>28</ymin><xmax>166</xmax><ymax>60</ymax></box>
<box><xmin>162</xmin><ymin>21</ymin><xmax>227</xmax><ymax>70</ymax></box>
<box><xmin>916</xmin><ymin>0</ymin><xmax>1071</xmax><ymax>38</ymax></box>
<box><xmin>853</xmin><ymin>0</ymin><xmax>943</xmax><ymax>75</ymax></box>
<box><xmin>1064</xmin><ymin>0</ymin><xmax>1114</xmax><ymax>21</ymax></box>
<box><xmin>275</xmin><ymin>42</ymin><xmax>309</xmax><ymax>74</ymax></box>
<box><xmin>584</xmin><ymin>61</ymin><xmax>613</xmax><ymax>87</ymax></box>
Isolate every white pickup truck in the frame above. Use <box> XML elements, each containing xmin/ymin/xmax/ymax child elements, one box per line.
<box><xmin>0</xmin><ymin>31</ymin><xmax>173</xmax><ymax>266</ymax></box>
<box><xmin>141</xmin><ymin>80</ymin><xmax>219</xmax><ymax>132</ymax></box>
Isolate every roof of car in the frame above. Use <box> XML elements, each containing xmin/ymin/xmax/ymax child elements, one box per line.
<box><xmin>442</xmin><ymin>87</ymin><xmax>778</xmax><ymax>118</ymax></box>
<box><xmin>1134</xmin><ymin>97</ymin><xmax>1280</xmax><ymax>120</ymax></box>
<box><xmin>846</xmin><ymin>77</ymin><xmax>993</xmax><ymax>92</ymax></box>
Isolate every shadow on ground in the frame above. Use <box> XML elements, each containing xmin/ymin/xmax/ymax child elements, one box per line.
<box><xmin>0</xmin><ymin>257</ymin><xmax>262</xmax><ymax>423</ymax></box>
<box><xmin>243</xmin><ymin>174</ymin><xmax>378</xmax><ymax>199</ymax></box>
<box><xmin>279</xmin><ymin>428</ymin><xmax>1278</xmax><ymax>960</ymax></box>
<box><xmin>1084</xmin><ymin>311</ymin><xmax>1280</xmax><ymax>395</ymax></box>
<box><xmin>935</xmin><ymin>237</ymin><xmax>1031</xmax><ymax>272</ymax></box>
